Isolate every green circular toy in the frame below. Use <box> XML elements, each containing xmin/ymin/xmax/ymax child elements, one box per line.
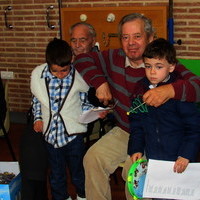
<box><xmin>127</xmin><ymin>159</ymin><xmax>148</xmax><ymax>199</ymax></box>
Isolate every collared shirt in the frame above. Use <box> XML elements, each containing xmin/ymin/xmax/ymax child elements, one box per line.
<box><xmin>125</xmin><ymin>56</ymin><xmax>145</xmax><ymax>69</ymax></box>
<box><xmin>149</xmin><ymin>75</ymin><xmax>171</xmax><ymax>89</ymax></box>
<box><xmin>32</xmin><ymin>64</ymin><xmax>93</xmax><ymax>148</ymax></box>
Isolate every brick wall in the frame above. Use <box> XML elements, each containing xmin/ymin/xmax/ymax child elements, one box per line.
<box><xmin>0</xmin><ymin>0</ymin><xmax>199</xmax><ymax>112</ymax></box>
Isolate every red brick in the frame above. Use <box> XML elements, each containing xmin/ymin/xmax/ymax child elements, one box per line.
<box><xmin>0</xmin><ymin>0</ymin><xmax>200</xmax><ymax>112</ymax></box>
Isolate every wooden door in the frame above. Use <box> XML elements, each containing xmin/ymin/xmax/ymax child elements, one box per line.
<box><xmin>61</xmin><ymin>6</ymin><xmax>167</xmax><ymax>50</ymax></box>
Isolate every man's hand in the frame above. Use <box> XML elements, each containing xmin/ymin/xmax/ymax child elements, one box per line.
<box><xmin>131</xmin><ymin>152</ymin><xmax>143</xmax><ymax>163</ymax></box>
<box><xmin>96</xmin><ymin>82</ymin><xmax>112</xmax><ymax>106</ymax></box>
<box><xmin>174</xmin><ymin>157</ymin><xmax>189</xmax><ymax>173</ymax></box>
<box><xmin>33</xmin><ymin>120</ymin><xmax>43</xmax><ymax>133</ymax></box>
<box><xmin>143</xmin><ymin>84</ymin><xmax>175</xmax><ymax>107</ymax></box>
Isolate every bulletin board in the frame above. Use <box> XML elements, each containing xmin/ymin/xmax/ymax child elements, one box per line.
<box><xmin>61</xmin><ymin>6</ymin><xmax>167</xmax><ymax>50</ymax></box>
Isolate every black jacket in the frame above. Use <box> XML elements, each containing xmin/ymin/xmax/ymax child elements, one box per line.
<box><xmin>19</xmin><ymin>109</ymin><xmax>48</xmax><ymax>180</ymax></box>
<box><xmin>0</xmin><ymin>78</ymin><xmax>7</xmax><ymax>127</ymax></box>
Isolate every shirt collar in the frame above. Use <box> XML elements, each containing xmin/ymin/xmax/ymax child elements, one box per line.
<box><xmin>149</xmin><ymin>75</ymin><xmax>171</xmax><ymax>89</ymax></box>
<box><xmin>41</xmin><ymin>64</ymin><xmax>53</xmax><ymax>79</ymax></box>
<box><xmin>125</xmin><ymin>57</ymin><xmax>145</xmax><ymax>69</ymax></box>
<box><xmin>162</xmin><ymin>74</ymin><xmax>170</xmax><ymax>83</ymax></box>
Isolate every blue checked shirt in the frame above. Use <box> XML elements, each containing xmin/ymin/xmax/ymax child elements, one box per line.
<box><xmin>32</xmin><ymin>64</ymin><xmax>93</xmax><ymax>148</ymax></box>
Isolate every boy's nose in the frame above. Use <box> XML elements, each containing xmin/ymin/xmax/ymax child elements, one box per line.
<box><xmin>150</xmin><ymin>68</ymin><xmax>156</xmax><ymax>74</ymax></box>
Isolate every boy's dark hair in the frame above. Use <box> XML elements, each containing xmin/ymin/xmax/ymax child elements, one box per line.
<box><xmin>142</xmin><ymin>38</ymin><xmax>178</xmax><ymax>65</ymax></box>
<box><xmin>46</xmin><ymin>38</ymin><xmax>72</xmax><ymax>67</ymax></box>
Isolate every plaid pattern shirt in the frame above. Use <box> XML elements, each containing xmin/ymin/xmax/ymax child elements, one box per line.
<box><xmin>32</xmin><ymin>64</ymin><xmax>93</xmax><ymax>148</ymax></box>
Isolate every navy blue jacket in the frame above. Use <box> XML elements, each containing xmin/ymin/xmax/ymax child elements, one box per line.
<box><xmin>128</xmin><ymin>73</ymin><xmax>200</xmax><ymax>162</ymax></box>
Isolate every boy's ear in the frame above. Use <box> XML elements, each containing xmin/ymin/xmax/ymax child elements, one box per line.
<box><xmin>169</xmin><ymin>64</ymin><xmax>176</xmax><ymax>72</ymax></box>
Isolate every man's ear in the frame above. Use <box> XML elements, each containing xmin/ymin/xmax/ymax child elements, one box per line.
<box><xmin>92</xmin><ymin>37</ymin><xmax>96</xmax><ymax>47</ymax></box>
<box><xmin>169</xmin><ymin>64</ymin><xmax>176</xmax><ymax>72</ymax></box>
<box><xmin>148</xmin><ymin>34</ymin><xmax>155</xmax><ymax>43</ymax></box>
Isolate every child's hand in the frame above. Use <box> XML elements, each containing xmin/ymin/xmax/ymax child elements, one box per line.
<box><xmin>98</xmin><ymin>110</ymin><xmax>109</xmax><ymax>119</ymax></box>
<box><xmin>33</xmin><ymin>120</ymin><xmax>43</xmax><ymax>133</ymax></box>
<box><xmin>131</xmin><ymin>152</ymin><xmax>142</xmax><ymax>163</ymax></box>
<box><xmin>174</xmin><ymin>157</ymin><xmax>189</xmax><ymax>173</ymax></box>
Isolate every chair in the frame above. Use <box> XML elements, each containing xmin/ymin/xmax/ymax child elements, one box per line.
<box><xmin>85</xmin><ymin>119</ymin><xmax>100</xmax><ymax>149</ymax></box>
<box><xmin>84</xmin><ymin>87</ymin><xmax>115</xmax><ymax>148</ymax></box>
<box><xmin>84</xmin><ymin>112</ymin><xmax>116</xmax><ymax>149</ymax></box>
<box><xmin>0</xmin><ymin>80</ymin><xmax>10</xmax><ymax>136</ymax></box>
<box><xmin>0</xmin><ymin>80</ymin><xmax>16</xmax><ymax>161</ymax></box>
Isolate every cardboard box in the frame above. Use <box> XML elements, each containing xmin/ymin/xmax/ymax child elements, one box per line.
<box><xmin>0</xmin><ymin>162</ymin><xmax>21</xmax><ymax>200</ymax></box>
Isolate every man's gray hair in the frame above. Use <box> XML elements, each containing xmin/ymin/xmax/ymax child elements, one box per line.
<box><xmin>69</xmin><ymin>22</ymin><xmax>96</xmax><ymax>37</ymax></box>
<box><xmin>118</xmin><ymin>13</ymin><xmax>155</xmax><ymax>38</ymax></box>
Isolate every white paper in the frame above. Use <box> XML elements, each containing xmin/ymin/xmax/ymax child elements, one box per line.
<box><xmin>78</xmin><ymin>107</ymin><xmax>113</xmax><ymax>124</ymax></box>
<box><xmin>143</xmin><ymin>159</ymin><xmax>200</xmax><ymax>200</ymax></box>
<box><xmin>78</xmin><ymin>101</ymin><xmax>118</xmax><ymax>124</ymax></box>
<box><xmin>78</xmin><ymin>109</ymin><xmax>100</xmax><ymax>124</ymax></box>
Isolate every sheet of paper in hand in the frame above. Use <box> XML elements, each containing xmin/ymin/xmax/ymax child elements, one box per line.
<box><xmin>143</xmin><ymin>159</ymin><xmax>200</xmax><ymax>200</ymax></box>
<box><xmin>78</xmin><ymin>101</ymin><xmax>117</xmax><ymax>124</ymax></box>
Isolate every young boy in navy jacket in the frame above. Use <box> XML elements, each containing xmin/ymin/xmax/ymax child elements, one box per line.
<box><xmin>128</xmin><ymin>38</ymin><xmax>200</xmax><ymax>200</ymax></box>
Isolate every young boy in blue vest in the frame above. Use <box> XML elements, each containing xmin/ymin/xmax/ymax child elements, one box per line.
<box><xmin>128</xmin><ymin>38</ymin><xmax>200</xmax><ymax>200</ymax></box>
<box><xmin>31</xmin><ymin>38</ymin><xmax>93</xmax><ymax>200</ymax></box>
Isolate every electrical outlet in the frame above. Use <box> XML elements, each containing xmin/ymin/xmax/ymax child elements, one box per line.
<box><xmin>1</xmin><ymin>71</ymin><xmax>14</xmax><ymax>79</ymax></box>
